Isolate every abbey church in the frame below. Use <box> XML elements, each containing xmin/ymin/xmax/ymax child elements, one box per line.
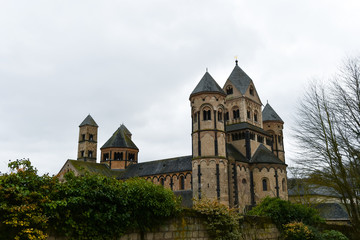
<box><xmin>59</xmin><ymin>61</ymin><xmax>288</xmax><ymax>211</ymax></box>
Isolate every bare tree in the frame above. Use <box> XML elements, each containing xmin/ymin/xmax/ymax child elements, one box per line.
<box><xmin>294</xmin><ymin>57</ymin><xmax>360</xmax><ymax>230</ymax></box>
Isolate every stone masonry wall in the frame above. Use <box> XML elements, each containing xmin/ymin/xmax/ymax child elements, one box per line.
<box><xmin>48</xmin><ymin>215</ymin><xmax>280</xmax><ymax>240</ymax></box>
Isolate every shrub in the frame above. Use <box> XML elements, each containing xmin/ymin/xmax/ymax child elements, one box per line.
<box><xmin>193</xmin><ymin>199</ymin><xmax>241</xmax><ymax>240</ymax></box>
<box><xmin>321</xmin><ymin>230</ymin><xmax>348</xmax><ymax>240</ymax></box>
<box><xmin>282</xmin><ymin>222</ymin><xmax>316</xmax><ymax>240</ymax></box>
<box><xmin>247</xmin><ymin>197</ymin><xmax>323</xmax><ymax>229</ymax></box>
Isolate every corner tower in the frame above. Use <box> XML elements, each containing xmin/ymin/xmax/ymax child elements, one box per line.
<box><xmin>77</xmin><ymin>114</ymin><xmax>98</xmax><ymax>163</ymax></box>
<box><xmin>190</xmin><ymin>71</ymin><xmax>229</xmax><ymax>205</ymax></box>
<box><xmin>262</xmin><ymin>103</ymin><xmax>285</xmax><ymax>162</ymax></box>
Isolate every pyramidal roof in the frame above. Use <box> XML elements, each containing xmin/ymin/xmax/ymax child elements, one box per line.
<box><xmin>190</xmin><ymin>72</ymin><xmax>226</xmax><ymax>97</ymax></box>
<box><xmin>101</xmin><ymin>124</ymin><xmax>138</xmax><ymax>150</ymax></box>
<box><xmin>262</xmin><ymin>103</ymin><xmax>284</xmax><ymax>123</ymax></box>
<box><xmin>250</xmin><ymin>144</ymin><xmax>284</xmax><ymax>164</ymax></box>
<box><xmin>79</xmin><ymin>114</ymin><xmax>98</xmax><ymax>127</ymax></box>
<box><xmin>227</xmin><ymin>61</ymin><xmax>253</xmax><ymax>95</ymax></box>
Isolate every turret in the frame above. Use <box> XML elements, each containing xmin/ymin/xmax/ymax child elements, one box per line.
<box><xmin>77</xmin><ymin>114</ymin><xmax>98</xmax><ymax>163</ymax></box>
<box><xmin>262</xmin><ymin>103</ymin><xmax>285</xmax><ymax>162</ymax></box>
<box><xmin>190</xmin><ymin>71</ymin><xmax>229</xmax><ymax>205</ymax></box>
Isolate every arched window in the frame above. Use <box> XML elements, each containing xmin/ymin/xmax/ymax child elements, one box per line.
<box><xmin>203</xmin><ymin>109</ymin><xmax>211</xmax><ymax>121</ymax></box>
<box><xmin>88</xmin><ymin>151</ymin><xmax>93</xmax><ymax>158</ymax></box>
<box><xmin>160</xmin><ymin>178</ymin><xmax>164</xmax><ymax>186</ymax></box>
<box><xmin>242</xmin><ymin>179</ymin><xmax>247</xmax><ymax>184</ymax></box>
<box><xmin>226</xmin><ymin>85</ymin><xmax>233</xmax><ymax>95</ymax></box>
<box><xmin>262</xmin><ymin>178</ymin><xmax>268</xmax><ymax>191</ymax></box>
<box><xmin>233</xmin><ymin>108</ymin><xmax>240</xmax><ymax>120</ymax></box>
<box><xmin>254</xmin><ymin>111</ymin><xmax>258</xmax><ymax>122</ymax></box>
<box><xmin>247</xmin><ymin>109</ymin><xmax>251</xmax><ymax>119</ymax></box>
<box><xmin>249</xmin><ymin>86</ymin><xmax>254</xmax><ymax>96</ymax></box>
<box><xmin>282</xmin><ymin>178</ymin><xmax>286</xmax><ymax>191</ymax></box>
<box><xmin>218</xmin><ymin>110</ymin><xmax>223</xmax><ymax>121</ymax></box>
<box><xmin>179</xmin><ymin>176</ymin><xmax>185</xmax><ymax>190</ymax></box>
<box><xmin>120</xmin><ymin>152</ymin><xmax>123</xmax><ymax>160</ymax></box>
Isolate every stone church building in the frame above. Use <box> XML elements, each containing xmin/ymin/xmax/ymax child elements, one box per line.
<box><xmin>59</xmin><ymin>61</ymin><xmax>288</xmax><ymax>211</ymax></box>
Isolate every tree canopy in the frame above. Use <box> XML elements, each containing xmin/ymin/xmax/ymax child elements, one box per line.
<box><xmin>294</xmin><ymin>57</ymin><xmax>360</xmax><ymax>231</ymax></box>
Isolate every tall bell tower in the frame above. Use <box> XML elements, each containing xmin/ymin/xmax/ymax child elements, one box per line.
<box><xmin>190</xmin><ymin>71</ymin><xmax>229</xmax><ymax>205</ymax></box>
<box><xmin>77</xmin><ymin>114</ymin><xmax>98</xmax><ymax>163</ymax></box>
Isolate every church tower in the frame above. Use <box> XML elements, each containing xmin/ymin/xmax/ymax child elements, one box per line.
<box><xmin>190</xmin><ymin>71</ymin><xmax>229</xmax><ymax>205</ymax></box>
<box><xmin>262</xmin><ymin>103</ymin><xmax>285</xmax><ymax>162</ymax></box>
<box><xmin>77</xmin><ymin>114</ymin><xmax>98</xmax><ymax>163</ymax></box>
<box><xmin>100</xmin><ymin>124</ymin><xmax>139</xmax><ymax>170</ymax></box>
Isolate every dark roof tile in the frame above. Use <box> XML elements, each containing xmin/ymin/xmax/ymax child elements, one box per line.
<box><xmin>190</xmin><ymin>72</ymin><xmax>226</xmax><ymax>97</ymax></box>
<box><xmin>262</xmin><ymin>103</ymin><xmax>283</xmax><ymax>123</ymax></box>
<box><xmin>227</xmin><ymin>64</ymin><xmax>253</xmax><ymax>95</ymax></box>
<box><xmin>79</xmin><ymin>114</ymin><xmax>98</xmax><ymax>127</ymax></box>
<box><xmin>250</xmin><ymin>144</ymin><xmax>284</xmax><ymax>164</ymax></box>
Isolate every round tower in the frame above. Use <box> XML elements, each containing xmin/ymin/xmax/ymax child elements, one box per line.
<box><xmin>77</xmin><ymin>114</ymin><xmax>98</xmax><ymax>163</ymax></box>
<box><xmin>262</xmin><ymin>103</ymin><xmax>285</xmax><ymax>162</ymax></box>
<box><xmin>190</xmin><ymin>71</ymin><xmax>229</xmax><ymax>205</ymax></box>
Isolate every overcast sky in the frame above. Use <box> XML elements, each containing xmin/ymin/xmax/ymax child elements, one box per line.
<box><xmin>1</xmin><ymin>0</ymin><xmax>359</xmax><ymax>175</ymax></box>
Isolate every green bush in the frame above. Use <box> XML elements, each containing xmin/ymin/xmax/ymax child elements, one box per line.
<box><xmin>193</xmin><ymin>199</ymin><xmax>241</xmax><ymax>240</ymax></box>
<box><xmin>248</xmin><ymin>197</ymin><xmax>323</xmax><ymax>229</ymax></box>
<box><xmin>0</xmin><ymin>160</ymin><xmax>181</xmax><ymax>240</ymax></box>
<box><xmin>321</xmin><ymin>230</ymin><xmax>348</xmax><ymax>240</ymax></box>
<box><xmin>282</xmin><ymin>222</ymin><xmax>317</xmax><ymax>240</ymax></box>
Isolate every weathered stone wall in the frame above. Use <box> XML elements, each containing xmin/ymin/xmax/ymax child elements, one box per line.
<box><xmin>48</xmin><ymin>215</ymin><xmax>280</xmax><ymax>240</ymax></box>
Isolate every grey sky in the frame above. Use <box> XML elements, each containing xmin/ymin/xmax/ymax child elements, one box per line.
<box><xmin>1</xmin><ymin>0</ymin><xmax>359</xmax><ymax>175</ymax></box>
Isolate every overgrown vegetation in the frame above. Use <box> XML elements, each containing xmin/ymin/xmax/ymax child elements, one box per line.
<box><xmin>0</xmin><ymin>159</ymin><xmax>180</xmax><ymax>240</ymax></box>
<box><xmin>248</xmin><ymin>197</ymin><xmax>349</xmax><ymax>240</ymax></box>
<box><xmin>193</xmin><ymin>199</ymin><xmax>241</xmax><ymax>240</ymax></box>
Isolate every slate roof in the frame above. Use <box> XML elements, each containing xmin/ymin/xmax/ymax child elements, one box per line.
<box><xmin>288</xmin><ymin>183</ymin><xmax>341</xmax><ymax>198</ymax></box>
<box><xmin>101</xmin><ymin>124</ymin><xmax>138</xmax><ymax>150</ymax></box>
<box><xmin>79</xmin><ymin>114</ymin><xmax>98</xmax><ymax>127</ymax></box>
<box><xmin>250</xmin><ymin>144</ymin><xmax>285</xmax><ymax>164</ymax></box>
<box><xmin>262</xmin><ymin>103</ymin><xmax>283</xmax><ymax>123</ymax></box>
<box><xmin>227</xmin><ymin>63</ymin><xmax>253</xmax><ymax>95</ymax></box>
<box><xmin>118</xmin><ymin>155</ymin><xmax>192</xmax><ymax>179</ymax></box>
<box><xmin>227</xmin><ymin>143</ymin><xmax>248</xmax><ymax>163</ymax></box>
<box><xmin>226</xmin><ymin>122</ymin><xmax>271</xmax><ymax>136</ymax></box>
<box><xmin>314</xmin><ymin>203</ymin><xmax>349</xmax><ymax>220</ymax></box>
<box><xmin>190</xmin><ymin>72</ymin><xmax>226</xmax><ymax>97</ymax></box>
<box><xmin>66</xmin><ymin>160</ymin><xmax>122</xmax><ymax>178</ymax></box>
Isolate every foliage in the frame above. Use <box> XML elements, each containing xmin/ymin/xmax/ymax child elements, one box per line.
<box><xmin>247</xmin><ymin>197</ymin><xmax>323</xmax><ymax>229</ymax></box>
<box><xmin>0</xmin><ymin>159</ymin><xmax>57</xmax><ymax>240</ymax></box>
<box><xmin>321</xmin><ymin>230</ymin><xmax>349</xmax><ymax>240</ymax></box>
<box><xmin>0</xmin><ymin>159</ymin><xmax>180</xmax><ymax>240</ymax></box>
<box><xmin>293</xmin><ymin>56</ymin><xmax>360</xmax><ymax>231</ymax></box>
<box><xmin>193</xmin><ymin>199</ymin><xmax>241</xmax><ymax>240</ymax></box>
<box><xmin>282</xmin><ymin>222</ymin><xmax>317</xmax><ymax>240</ymax></box>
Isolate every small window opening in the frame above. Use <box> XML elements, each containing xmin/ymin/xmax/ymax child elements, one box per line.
<box><xmin>266</xmin><ymin>138</ymin><xmax>272</xmax><ymax>146</ymax></box>
<box><xmin>218</xmin><ymin>111</ymin><xmax>223</xmax><ymax>121</ymax></box>
<box><xmin>249</xmin><ymin>132</ymin><xmax>255</xmax><ymax>140</ymax></box>
<box><xmin>247</xmin><ymin>110</ymin><xmax>251</xmax><ymax>119</ymax></box>
<box><xmin>88</xmin><ymin>151</ymin><xmax>93</xmax><ymax>158</ymax></box>
<box><xmin>250</xmin><ymin>86</ymin><xmax>254</xmax><ymax>96</ymax></box>
<box><xmin>242</xmin><ymin>179</ymin><xmax>247</xmax><ymax>184</ymax></box>
<box><xmin>203</xmin><ymin>109</ymin><xmax>211</xmax><ymax>121</ymax></box>
<box><xmin>81</xmin><ymin>151</ymin><xmax>84</xmax><ymax>157</ymax></box>
<box><xmin>262</xmin><ymin>178</ymin><xmax>268</xmax><ymax>191</ymax></box>
<box><xmin>89</xmin><ymin>134</ymin><xmax>94</xmax><ymax>141</ymax></box>
<box><xmin>82</xmin><ymin>134</ymin><xmax>85</xmax><ymax>141</ymax></box>
<box><xmin>233</xmin><ymin>109</ymin><xmax>240</xmax><ymax>119</ymax></box>
<box><xmin>103</xmin><ymin>153</ymin><xmax>109</xmax><ymax>160</ymax></box>
<box><xmin>226</xmin><ymin>86</ymin><xmax>233</xmax><ymax>95</ymax></box>
<box><xmin>180</xmin><ymin>176</ymin><xmax>185</xmax><ymax>190</ymax></box>
<box><xmin>160</xmin><ymin>178</ymin><xmax>164</xmax><ymax>186</ymax></box>
<box><xmin>257</xmin><ymin>135</ymin><xmax>264</xmax><ymax>143</ymax></box>
<box><xmin>128</xmin><ymin>153</ymin><xmax>135</xmax><ymax>161</ymax></box>
<box><xmin>254</xmin><ymin>112</ymin><xmax>258</xmax><ymax>122</ymax></box>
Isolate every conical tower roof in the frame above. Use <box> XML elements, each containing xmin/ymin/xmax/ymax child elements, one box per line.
<box><xmin>190</xmin><ymin>72</ymin><xmax>226</xmax><ymax>98</ymax></box>
<box><xmin>227</xmin><ymin>61</ymin><xmax>253</xmax><ymax>95</ymax></box>
<box><xmin>262</xmin><ymin>103</ymin><xmax>283</xmax><ymax>123</ymax></box>
<box><xmin>101</xmin><ymin>124</ymin><xmax>138</xmax><ymax>150</ymax></box>
<box><xmin>79</xmin><ymin>114</ymin><xmax>98</xmax><ymax>127</ymax></box>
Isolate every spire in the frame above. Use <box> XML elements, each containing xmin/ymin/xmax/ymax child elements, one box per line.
<box><xmin>235</xmin><ymin>59</ymin><xmax>238</xmax><ymax>66</ymax></box>
<box><xmin>262</xmin><ymin>103</ymin><xmax>284</xmax><ymax>123</ymax></box>
<box><xmin>190</xmin><ymin>72</ymin><xmax>226</xmax><ymax>98</ymax></box>
<box><xmin>79</xmin><ymin>114</ymin><xmax>98</xmax><ymax>127</ymax></box>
